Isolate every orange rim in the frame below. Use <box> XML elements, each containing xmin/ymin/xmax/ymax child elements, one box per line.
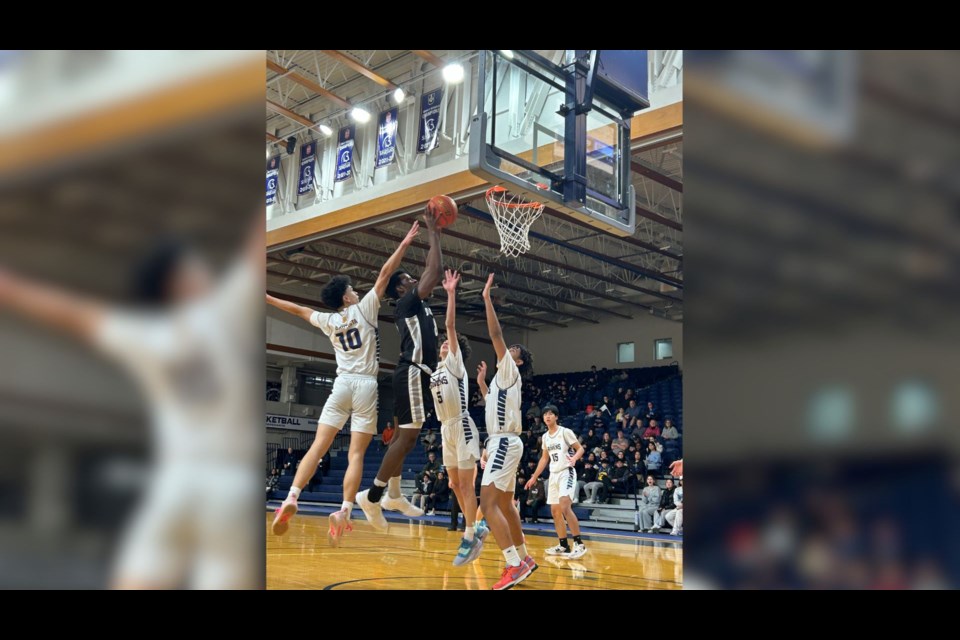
<box><xmin>485</xmin><ymin>185</ymin><xmax>546</xmax><ymax>210</ymax></box>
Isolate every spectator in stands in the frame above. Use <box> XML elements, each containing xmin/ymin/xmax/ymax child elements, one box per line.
<box><xmin>632</xmin><ymin>450</ymin><xmax>646</xmax><ymax>485</ymax></box>
<box><xmin>665</xmin><ymin>477</ymin><xmax>683</xmax><ymax>535</ymax></box>
<box><xmin>638</xmin><ymin>475</ymin><xmax>662</xmax><ymax>532</ymax></box>
<box><xmin>611</xmin><ymin>429</ymin><xmax>630</xmax><ymax>455</ymax></box>
<box><xmin>623</xmin><ymin>388</ymin><xmax>634</xmax><ymax>404</ymax></box>
<box><xmin>646</xmin><ymin>436</ymin><xmax>663</xmax><ymax>453</ymax></box>
<box><xmin>582</xmin><ymin>460</ymin><xmax>605</xmax><ymax>504</ymax></box>
<box><xmin>530</xmin><ymin>415</ymin><xmax>544</xmax><ymax>434</ymax></box>
<box><xmin>600</xmin><ymin>431</ymin><xmax>613</xmax><ymax>453</ymax></box>
<box><xmin>577</xmin><ymin>457</ymin><xmax>597</xmax><ymax>503</ymax></box>
<box><xmin>412</xmin><ymin>469</ymin><xmax>435</xmax><ymax>511</ymax></box>
<box><xmin>585</xmin><ymin>404</ymin><xmax>600</xmax><ymax>420</ymax></box>
<box><xmin>266</xmin><ymin>468</ymin><xmax>280</xmax><ymax>495</ymax></box>
<box><xmin>524</xmin><ymin>475</ymin><xmax>546</xmax><ymax>523</ymax></box>
<box><xmin>644</xmin><ymin>401</ymin><xmax>658</xmax><ymax>423</ymax></box>
<box><xmin>609</xmin><ymin>458</ymin><xmax>631</xmax><ymax>495</ymax></box>
<box><xmin>601</xmin><ymin>394</ymin><xmax>616</xmax><ymax>412</ymax></box>
<box><xmin>584</xmin><ymin>428</ymin><xmax>600</xmax><ymax>451</ymax></box>
<box><xmin>615</xmin><ymin>407</ymin><xmax>625</xmax><ymax>425</ymax></box>
<box><xmin>526</xmin><ymin>399</ymin><xmax>541</xmax><ymax>421</ymax></box>
<box><xmin>280</xmin><ymin>447</ymin><xmax>301</xmax><ymax>475</ymax></box>
<box><xmin>623</xmin><ymin>399</ymin><xmax>642</xmax><ymax>430</ymax></box>
<box><xmin>643</xmin><ymin>419</ymin><xmax>661</xmax><ymax>439</ymax></box>
<box><xmin>424</xmin><ymin>470</ymin><xmax>450</xmax><ymax>516</ymax></box>
<box><xmin>422</xmin><ymin>428</ymin><xmax>439</xmax><ymax>455</ymax></box>
<box><xmin>654</xmin><ymin>477</ymin><xmax>676</xmax><ymax>530</ymax></box>
<box><xmin>661</xmin><ymin>419</ymin><xmax>679</xmax><ymax>440</ymax></box>
<box><xmin>645</xmin><ymin>441</ymin><xmax>662</xmax><ymax>476</ymax></box>
<box><xmin>598</xmin><ymin>450</ymin><xmax>611</xmax><ymax>467</ymax></box>
<box><xmin>416</xmin><ymin>451</ymin><xmax>440</xmax><ymax>486</ymax></box>
<box><xmin>381</xmin><ymin>421</ymin><xmax>395</xmax><ymax>451</ymax></box>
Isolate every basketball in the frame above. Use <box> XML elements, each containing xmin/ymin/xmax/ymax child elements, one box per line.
<box><xmin>427</xmin><ymin>194</ymin><xmax>458</xmax><ymax>228</ymax></box>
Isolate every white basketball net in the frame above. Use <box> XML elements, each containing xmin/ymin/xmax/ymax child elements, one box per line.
<box><xmin>485</xmin><ymin>186</ymin><xmax>545</xmax><ymax>258</ymax></box>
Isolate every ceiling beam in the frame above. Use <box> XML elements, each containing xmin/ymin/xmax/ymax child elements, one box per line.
<box><xmin>354</xmin><ymin>232</ymin><xmax>633</xmax><ymax>319</ymax></box>
<box><xmin>631</xmin><ymin>159</ymin><xmax>683</xmax><ymax>193</ymax></box>
<box><xmin>329</xmin><ymin>236</ymin><xmax>603</xmax><ymax>323</ymax></box>
<box><xmin>267</xmin><ymin>59</ymin><xmax>352</xmax><ymax>110</ymax></box>
<box><xmin>266</xmin><ymin>99</ymin><xmax>315</xmax><ymax>129</ymax></box>
<box><xmin>543</xmin><ymin>205</ymin><xmax>682</xmax><ymax>262</ymax></box>
<box><xmin>636</xmin><ymin>203</ymin><xmax>683</xmax><ymax>232</ymax></box>
<box><xmin>266</xmin><ymin>132</ymin><xmax>283</xmax><ymax>143</ymax></box>
<box><xmin>438</xmin><ymin>227</ymin><xmax>681</xmax><ymax>303</ymax></box>
<box><xmin>411</xmin><ymin>50</ymin><xmax>446</xmax><ymax>68</ymax></box>
<box><xmin>267</xmin><ymin>290</ymin><xmax>492</xmax><ymax>345</ymax></box>
<box><xmin>298</xmin><ymin>247</ymin><xmax>560</xmax><ymax>328</ymax></box>
<box><xmin>269</xmin><ymin>256</ymin><xmax>533</xmax><ymax>332</ymax></box>
<box><xmin>322</xmin><ymin>50</ymin><xmax>399</xmax><ymax>90</ymax></box>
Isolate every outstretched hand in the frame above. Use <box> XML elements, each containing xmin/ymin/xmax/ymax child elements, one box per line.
<box><xmin>476</xmin><ymin>361</ymin><xmax>487</xmax><ymax>383</ymax></box>
<box><xmin>422</xmin><ymin>208</ymin><xmax>438</xmax><ymax>231</ymax></box>
<box><xmin>401</xmin><ymin>220</ymin><xmax>420</xmax><ymax>247</ymax></box>
<box><xmin>481</xmin><ymin>273</ymin><xmax>495</xmax><ymax>300</ymax></box>
<box><xmin>442</xmin><ymin>269</ymin><xmax>460</xmax><ymax>294</ymax></box>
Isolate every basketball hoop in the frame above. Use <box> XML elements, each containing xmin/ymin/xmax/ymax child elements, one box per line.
<box><xmin>485</xmin><ymin>185</ymin><xmax>546</xmax><ymax>258</ymax></box>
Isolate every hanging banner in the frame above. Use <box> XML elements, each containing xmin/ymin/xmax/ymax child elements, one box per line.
<box><xmin>298</xmin><ymin>140</ymin><xmax>317</xmax><ymax>195</ymax></box>
<box><xmin>266</xmin><ymin>155</ymin><xmax>280</xmax><ymax>205</ymax></box>
<box><xmin>376</xmin><ymin>108</ymin><xmax>399</xmax><ymax>168</ymax></box>
<box><xmin>417</xmin><ymin>88</ymin><xmax>443</xmax><ymax>153</ymax></box>
<box><xmin>335</xmin><ymin>125</ymin><xmax>355</xmax><ymax>182</ymax></box>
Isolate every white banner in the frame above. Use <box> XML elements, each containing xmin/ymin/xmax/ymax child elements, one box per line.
<box><xmin>266</xmin><ymin>414</ymin><xmax>316</xmax><ymax>432</ymax></box>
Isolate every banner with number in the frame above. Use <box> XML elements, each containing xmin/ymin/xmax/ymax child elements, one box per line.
<box><xmin>266</xmin><ymin>155</ymin><xmax>280</xmax><ymax>205</ymax></box>
<box><xmin>417</xmin><ymin>88</ymin><xmax>443</xmax><ymax>153</ymax></box>
<box><xmin>335</xmin><ymin>125</ymin><xmax>355</xmax><ymax>182</ymax></box>
<box><xmin>376</xmin><ymin>108</ymin><xmax>398</xmax><ymax>168</ymax></box>
<box><xmin>297</xmin><ymin>140</ymin><xmax>317</xmax><ymax>195</ymax></box>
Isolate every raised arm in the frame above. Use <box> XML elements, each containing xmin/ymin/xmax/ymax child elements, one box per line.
<box><xmin>0</xmin><ymin>269</ymin><xmax>104</xmax><ymax>343</ymax></box>
<box><xmin>266</xmin><ymin>293</ymin><xmax>314</xmax><ymax>324</ymax></box>
<box><xmin>373</xmin><ymin>221</ymin><xmax>419</xmax><ymax>299</ymax></box>
<box><xmin>476</xmin><ymin>361</ymin><xmax>489</xmax><ymax>397</ymax></box>
<box><xmin>442</xmin><ymin>269</ymin><xmax>460</xmax><ymax>354</ymax></box>
<box><xmin>481</xmin><ymin>273</ymin><xmax>506</xmax><ymax>360</ymax></box>
<box><xmin>525</xmin><ymin>447</ymin><xmax>550</xmax><ymax>490</ymax></box>
<box><xmin>416</xmin><ymin>212</ymin><xmax>443</xmax><ymax>300</ymax></box>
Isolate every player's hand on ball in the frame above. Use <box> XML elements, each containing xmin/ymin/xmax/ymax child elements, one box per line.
<box><xmin>401</xmin><ymin>220</ymin><xmax>420</xmax><ymax>247</ymax></box>
<box><xmin>481</xmin><ymin>273</ymin><xmax>495</xmax><ymax>300</ymax></box>
<box><xmin>442</xmin><ymin>269</ymin><xmax>459</xmax><ymax>293</ymax></box>
<box><xmin>422</xmin><ymin>208</ymin><xmax>438</xmax><ymax>230</ymax></box>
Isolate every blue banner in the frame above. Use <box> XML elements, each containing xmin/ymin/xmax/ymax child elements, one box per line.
<box><xmin>335</xmin><ymin>125</ymin><xmax>355</xmax><ymax>182</ymax></box>
<box><xmin>376</xmin><ymin>108</ymin><xmax>398</xmax><ymax>168</ymax></box>
<box><xmin>266</xmin><ymin>155</ymin><xmax>280</xmax><ymax>205</ymax></box>
<box><xmin>298</xmin><ymin>139</ymin><xmax>317</xmax><ymax>195</ymax></box>
<box><xmin>417</xmin><ymin>88</ymin><xmax>443</xmax><ymax>153</ymax></box>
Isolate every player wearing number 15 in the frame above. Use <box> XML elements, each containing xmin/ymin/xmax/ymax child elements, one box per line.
<box><xmin>266</xmin><ymin>221</ymin><xmax>421</xmax><ymax>544</ymax></box>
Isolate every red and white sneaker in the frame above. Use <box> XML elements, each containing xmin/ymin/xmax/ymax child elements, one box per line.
<box><xmin>492</xmin><ymin>563</ymin><xmax>527</xmax><ymax>591</ymax></box>
<box><xmin>518</xmin><ymin>555</ymin><xmax>539</xmax><ymax>583</ymax></box>
<box><xmin>271</xmin><ymin>498</ymin><xmax>298</xmax><ymax>536</ymax></box>
<box><xmin>327</xmin><ymin>509</ymin><xmax>354</xmax><ymax>547</ymax></box>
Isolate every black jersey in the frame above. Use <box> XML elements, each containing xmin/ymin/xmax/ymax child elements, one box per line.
<box><xmin>394</xmin><ymin>289</ymin><xmax>439</xmax><ymax>368</ymax></box>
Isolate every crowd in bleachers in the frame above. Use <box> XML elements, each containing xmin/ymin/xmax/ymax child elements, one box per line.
<box><xmin>267</xmin><ymin>364</ymin><xmax>683</xmax><ymax>534</ymax></box>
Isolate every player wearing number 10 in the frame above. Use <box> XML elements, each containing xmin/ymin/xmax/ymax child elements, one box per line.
<box><xmin>266</xmin><ymin>221</ymin><xmax>421</xmax><ymax>544</ymax></box>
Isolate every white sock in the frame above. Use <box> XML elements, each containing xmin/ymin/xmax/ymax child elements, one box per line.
<box><xmin>387</xmin><ymin>476</ymin><xmax>402</xmax><ymax>499</ymax></box>
<box><xmin>503</xmin><ymin>546</ymin><xmax>522</xmax><ymax>567</ymax></box>
<box><xmin>288</xmin><ymin>486</ymin><xmax>301</xmax><ymax>500</ymax></box>
<box><xmin>464</xmin><ymin>527</ymin><xmax>475</xmax><ymax>541</ymax></box>
<box><xmin>373</xmin><ymin>478</ymin><xmax>387</xmax><ymax>488</ymax></box>
<box><xmin>518</xmin><ymin>543</ymin><xmax>528</xmax><ymax>558</ymax></box>
<box><xmin>341</xmin><ymin>501</ymin><xmax>353</xmax><ymax>518</ymax></box>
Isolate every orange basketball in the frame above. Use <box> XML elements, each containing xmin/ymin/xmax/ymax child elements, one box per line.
<box><xmin>427</xmin><ymin>194</ymin><xmax>458</xmax><ymax>228</ymax></box>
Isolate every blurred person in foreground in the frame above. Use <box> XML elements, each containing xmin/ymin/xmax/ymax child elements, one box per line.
<box><xmin>0</xmin><ymin>219</ymin><xmax>263</xmax><ymax>589</ymax></box>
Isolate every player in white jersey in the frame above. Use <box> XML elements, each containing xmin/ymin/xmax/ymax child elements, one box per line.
<box><xmin>477</xmin><ymin>273</ymin><xmax>538</xmax><ymax>590</ymax></box>
<box><xmin>0</xmin><ymin>230</ymin><xmax>262</xmax><ymax>589</ymax></box>
<box><xmin>430</xmin><ymin>270</ymin><xmax>489</xmax><ymax>565</ymax></box>
<box><xmin>268</xmin><ymin>221</ymin><xmax>419</xmax><ymax>544</ymax></box>
<box><xmin>525</xmin><ymin>405</ymin><xmax>587</xmax><ymax>558</ymax></box>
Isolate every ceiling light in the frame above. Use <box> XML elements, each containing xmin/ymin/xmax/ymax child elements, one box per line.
<box><xmin>392</xmin><ymin>87</ymin><xmax>405</xmax><ymax>103</ymax></box>
<box><xmin>442</xmin><ymin>62</ymin><xmax>464</xmax><ymax>84</ymax></box>
<box><xmin>319</xmin><ymin>124</ymin><xmax>333</xmax><ymax>136</ymax></box>
<box><xmin>351</xmin><ymin>107</ymin><xmax>371</xmax><ymax>123</ymax></box>
<box><xmin>500</xmin><ymin>50</ymin><xmax>515</xmax><ymax>60</ymax></box>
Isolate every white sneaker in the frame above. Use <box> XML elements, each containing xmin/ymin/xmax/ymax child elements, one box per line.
<box><xmin>567</xmin><ymin>543</ymin><xmax>587</xmax><ymax>559</ymax></box>
<box><xmin>356</xmin><ymin>490</ymin><xmax>389</xmax><ymax>531</ymax></box>
<box><xmin>382</xmin><ymin>493</ymin><xmax>425</xmax><ymax>517</ymax></box>
<box><xmin>545</xmin><ymin>544</ymin><xmax>568</xmax><ymax>556</ymax></box>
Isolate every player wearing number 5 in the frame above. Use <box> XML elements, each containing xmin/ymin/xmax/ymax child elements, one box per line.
<box><xmin>267</xmin><ymin>221</ymin><xmax>421</xmax><ymax>544</ymax></box>
<box><xmin>525</xmin><ymin>405</ymin><xmax>587</xmax><ymax>558</ymax></box>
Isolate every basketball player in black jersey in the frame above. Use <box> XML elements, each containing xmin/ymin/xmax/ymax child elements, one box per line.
<box><xmin>356</xmin><ymin>208</ymin><xmax>444</xmax><ymax>527</ymax></box>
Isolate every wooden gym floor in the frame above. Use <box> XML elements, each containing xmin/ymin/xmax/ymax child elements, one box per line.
<box><xmin>266</xmin><ymin>511</ymin><xmax>682</xmax><ymax>590</ymax></box>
